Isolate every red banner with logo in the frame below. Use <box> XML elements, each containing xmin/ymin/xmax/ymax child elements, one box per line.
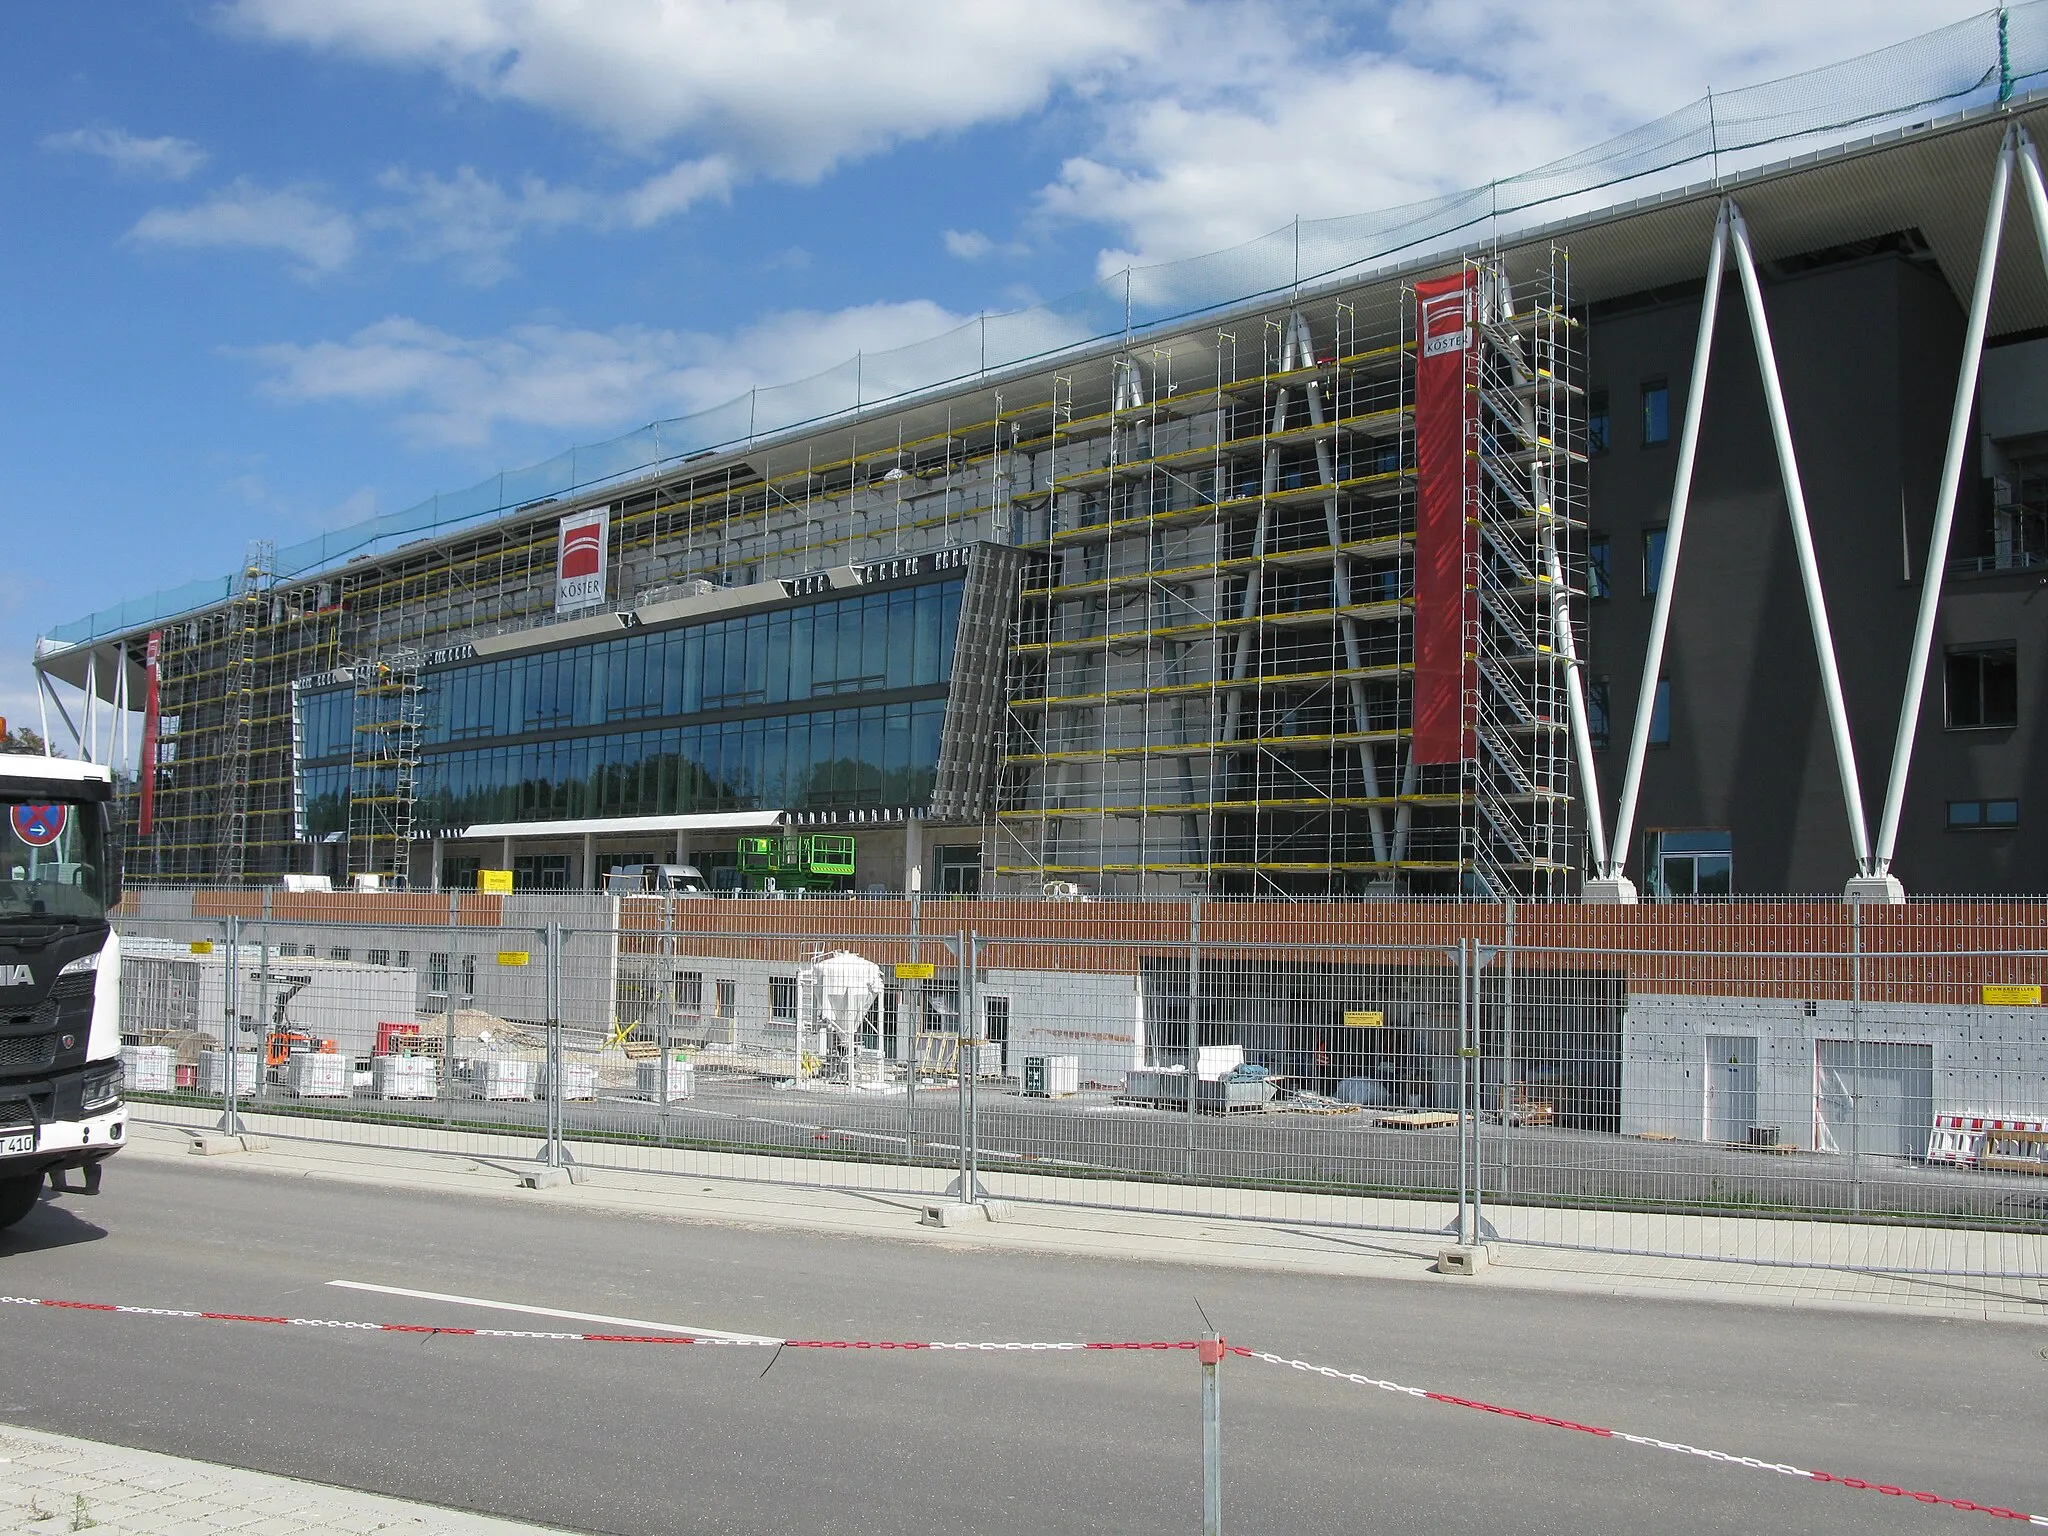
<box><xmin>138</xmin><ymin>631</ymin><xmax>162</xmax><ymax>837</ymax></box>
<box><xmin>1411</xmin><ymin>271</ymin><xmax>1477</xmax><ymax>765</ymax></box>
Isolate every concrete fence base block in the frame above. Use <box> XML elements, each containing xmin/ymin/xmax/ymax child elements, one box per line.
<box><xmin>520</xmin><ymin>1167</ymin><xmax>576</xmax><ymax>1190</ymax></box>
<box><xmin>919</xmin><ymin>1202</ymin><xmax>990</xmax><ymax>1229</ymax></box>
<box><xmin>980</xmin><ymin>1200</ymin><xmax>1016</xmax><ymax>1223</ymax></box>
<box><xmin>189</xmin><ymin>1134</ymin><xmax>265</xmax><ymax>1156</ymax></box>
<box><xmin>1436</xmin><ymin>1244</ymin><xmax>1495</xmax><ymax>1277</ymax></box>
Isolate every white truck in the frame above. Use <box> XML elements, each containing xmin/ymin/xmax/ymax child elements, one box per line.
<box><xmin>0</xmin><ymin>753</ymin><xmax>124</xmax><ymax>1229</ymax></box>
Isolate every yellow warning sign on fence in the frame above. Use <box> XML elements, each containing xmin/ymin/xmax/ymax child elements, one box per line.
<box><xmin>189</xmin><ymin>940</ymin><xmax>214</xmax><ymax>955</ymax></box>
<box><xmin>1343</xmin><ymin>1010</ymin><xmax>1385</xmax><ymax>1028</ymax></box>
<box><xmin>895</xmin><ymin>962</ymin><xmax>936</xmax><ymax>981</ymax></box>
<box><xmin>497</xmin><ymin>950</ymin><xmax>531</xmax><ymax>968</ymax></box>
<box><xmin>1982</xmin><ymin>984</ymin><xmax>2041</xmax><ymax>1006</ymax></box>
<box><xmin>478</xmin><ymin>869</ymin><xmax>513</xmax><ymax>894</ymax></box>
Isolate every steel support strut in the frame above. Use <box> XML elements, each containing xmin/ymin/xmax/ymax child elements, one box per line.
<box><xmin>1728</xmin><ymin>203</ymin><xmax>1874</xmax><ymax>874</ymax></box>
<box><xmin>1874</xmin><ymin>128</ymin><xmax>2017</xmax><ymax>876</ymax></box>
<box><xmin>1605</xmin><ymin>204</ymin><xmax>1728</xmax><ymax>893</ymax></box>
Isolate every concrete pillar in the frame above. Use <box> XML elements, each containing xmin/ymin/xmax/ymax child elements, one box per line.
<box><xmin>500</xmin><ymin>836</ymin><xmax>513</xmax><ymax>874</ymax></box>
<box><xmin>673</xmin><ymin>828</ymin><xmax>691</xmax><ymax>866</ymax></box>
<box><xmin>430</xmin><ymin>837</ymin><xmax>442</xmax><ymax>894</ymax></box>
<box><xmin>582</xmin><ymin>832</ymin><xmax>596</xmax><ymax>890</ymax></box>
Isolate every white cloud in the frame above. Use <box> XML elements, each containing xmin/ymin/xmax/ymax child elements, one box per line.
<box><xmin>369</xmin><ymin>165</ymin><xmax>596</xmax><ymax>284</ymax></box>
<box><xmin>128</xmin><ymin>178</ymin><xmax>357</xmax><ymax>276</ymax></box>
<box><xmin>943</xmin><ymin>229</ymin><xmax>995</xmax><ymax>260</ymax></box>
<box><xmin>238</xmin><ymin>300</ymin><xmax>973</xmax><ymax>448</ymax></box>
<box><xmin>41</xmin><ymin>125</ymin><xmax>208</xmax><ymax>180</ymax></box>
<box><xmin>223</xmin><ymin>0</ymin><xmax>1164</xmax><ymax>178</ymax></box>
<box><xmin>1036</xmin><ymin>0</ymin><xmax>1994</xmax><ymax>269</ymax></box>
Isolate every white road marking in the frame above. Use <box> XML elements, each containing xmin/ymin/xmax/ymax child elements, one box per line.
<box><xmin>325</xmin><ymin>1280</ymin><xmax>780</xmax><ymax>1344</ymax></box>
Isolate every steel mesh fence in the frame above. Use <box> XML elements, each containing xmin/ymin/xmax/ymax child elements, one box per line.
<box><xmin>113</xmin><ymin>892</ymin><xmax>2048</xmax><ymax>1279</ymax></box>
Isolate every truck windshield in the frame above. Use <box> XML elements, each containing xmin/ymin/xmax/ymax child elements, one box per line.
<box><xmin>0</xmin><ymin>798</ymin><xmax>108</xmax><ymax>923</ymax></box>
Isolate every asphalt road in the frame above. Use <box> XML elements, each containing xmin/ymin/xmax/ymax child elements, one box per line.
<box><xmin>161</xmin><ymin>1074</ymin><xmax>2048</xmax><ymax>1227</ymax></box>
<box><xmin>1</xmin><ymin>1157</ymin><xmax>2044</xmax><ymax>1534</ymax></box>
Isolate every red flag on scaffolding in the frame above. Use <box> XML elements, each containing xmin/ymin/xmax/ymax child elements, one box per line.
<box><xmin>1411</xmin><ymin>270</ymin><xmax>1477</xmax><ymax>766</ymax></box>
<box><xmin>138</xmin><ymin>630</ymin><xmax>162</xmax><ymax>837</ymax></box>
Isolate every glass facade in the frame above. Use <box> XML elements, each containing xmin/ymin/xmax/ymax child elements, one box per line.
<box><xmin>296</xmin><ymin>578</ymin><xmax>964</xmax><ymax>836</ymax></box>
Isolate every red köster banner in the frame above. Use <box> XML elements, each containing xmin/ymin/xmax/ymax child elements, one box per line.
<box><xmin>1411</xmin><ymin>271</ymin><xmax>1477</xmax><ymax>765</ymax></box>
<box><xmin>138</xmin><ymin>630</ymin><xmax>162</xmax><ymax>837</ymax></box>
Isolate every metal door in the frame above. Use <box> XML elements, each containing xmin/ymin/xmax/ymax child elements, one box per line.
<box><xmin>1704</xmin><ymin>1035</ymin><xmax>1757</xmax><ymax>1145</ymax></box>
<box><xmin>1815</xmin><ymin>1041</ymin><xmax>1934</xmax><ymax>1159</ymax></box>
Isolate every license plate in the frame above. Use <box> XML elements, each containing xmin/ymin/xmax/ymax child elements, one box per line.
<box><xmin>0</xmin><ymin>1132</ymin><xmax>34</xmax><ymax>1157</ymax></box>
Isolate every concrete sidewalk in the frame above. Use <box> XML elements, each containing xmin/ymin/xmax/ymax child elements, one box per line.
<box><xmin>0</xmin><ymin>1421</ymin><xmax>571</xmax><ymax>1535</ymax></box>
<box><xmin>122</xmin><ymin>1104</ymin><xmax>2048</xmax><ymax>1324</ymax></box>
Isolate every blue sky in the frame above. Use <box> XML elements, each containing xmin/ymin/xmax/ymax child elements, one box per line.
<box><xmin>1</xmin><ymin>0</ymin><xmax>1988</xmax><ymax>741</ymax></box>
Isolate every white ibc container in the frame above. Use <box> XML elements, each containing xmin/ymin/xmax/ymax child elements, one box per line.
<box><xmin>634</xmin><ymin>1057</ymin><xmax>694</xmax><ymax>1101</ymax></box>
<box><xmin>198</xmin><ymin>1049</ymin><xmax>260</xmax><ymax>1098</ymax></box>
<box><xmin>540</xmin><ymin>1062</ymin><xmax>599</xmax><ymax>1101</ymax></box>
<box><xmin>372</xmin><ymin>1054</ymin><xmax>439</xmax><ymax>1100</ymax></box>
<box><xmin>286</xmin><ymin>1051</ymin><xmax>351</xmax><ymax>1099</ymax></box>
<box><xmin>121</xmin><ymin>1045</ymin><xmax>175</xmax><ymax>1093</ymax></box>
<box><xmin>472</xmin><ymin>1057</ymin><xmax>534</xmax><ymax>1101</ymax></box>
<box><xmin>1043</xmin><ymin>1055</ymin><xmax>1080</xmax><ymax>1096</ymax></box>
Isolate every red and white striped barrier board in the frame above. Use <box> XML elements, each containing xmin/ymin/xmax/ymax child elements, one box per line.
<box><xmin>1926</xmin><ymin>1114</ymin><xmax>2048</xmax><ymax>1167</ymax></box>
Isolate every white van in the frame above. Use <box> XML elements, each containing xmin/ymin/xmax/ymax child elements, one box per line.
<box><xmin>603</xmin><ymin>863</ymin><xmax>710</xmax><ymax>896</ymax></box>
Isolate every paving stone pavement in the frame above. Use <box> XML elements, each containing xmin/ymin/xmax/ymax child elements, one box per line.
<box><xmin>0</xmin><ymin>1423</ymin><xmax>573</xmax><ymax>1536</ymax></box>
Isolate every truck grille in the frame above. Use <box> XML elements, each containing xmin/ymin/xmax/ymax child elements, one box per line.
<box><xmin>0</xmin><ymin>1100</ymin><xmax>33</xmax><ymax>1130</ymax></box>
<box><xmin>0</xmin><ymin>1034</ymin><xmax>58</xmax><ymax>1074</ymax></box>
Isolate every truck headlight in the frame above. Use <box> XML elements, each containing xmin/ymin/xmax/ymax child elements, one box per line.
<box><xmin>81</xmin><ymin>1063</ymin><xmax>122</xmax><ymax>1112</ymax></box>
<box><xmin>58</xmin><ymin>951</ymin><xmax>102</xmax><ymax>977</ymax></box>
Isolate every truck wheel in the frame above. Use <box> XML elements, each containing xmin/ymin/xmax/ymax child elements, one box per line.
<box><xmin>0</xmin><ymin>1173</ymin><xmax>42</xmax><ymax>1230</ymax></box>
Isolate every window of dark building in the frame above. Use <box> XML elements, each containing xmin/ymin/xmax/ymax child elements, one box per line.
<box><xmin>1649</xmin><ymin>678</ymin><xmax>1672</xmax><ymax>746</ymax></box>
<box><xmin>1588</xmin><ymin>677</ymin><xmax>1611</xmax><ymax>750</ymax></box>
<box><xmin>1586</xmin><ymin>390</ymin><xmax>1610</xmax><ymax>456</ymax></box>
<box><xmin>936</xmin><ymin>845</ymin><xmax>981</xmax><ymax>895</ymax></box>
<box><xmin>440</xmin><ymin>857</ymin><xmax>482</xmax><ymax>891</ymax></box>
<box><xmin>427</xmin><ymin>952</ymin><xmax>450</xmax><ymax>996</ymax></box>
<box><xmin>1641</xmin><ymin>379</ymin><xmax>1670</xmax><ymax>446</ymax></box>
<box><xmin>1643</xmin><ymin>829</ymin><xmax>1731</xmax><ymax>898</ymax></box>
<box><xmin>1944</xmin><ymin>645</ymin><xmax>2017</xmax><ymax>730</ymax></box>
<box><xmin>1947</xmin><ymin>798</ymin><xmax>2019</xmax><ymax>830</ymax></box>
<box><xmin>1642</xmin><ymin>526</ymin><xmax>1668</xmax><ymax>596</ymax></box>
<box><xmin>1587</xmin><ymin>535</ymin><xmax>1612</xmax><ymax>600</ymax></box>
<box><xmin>770</xmin><ymin>976</ymin><xmax>798</xmax><ymax>1022</ymax></box>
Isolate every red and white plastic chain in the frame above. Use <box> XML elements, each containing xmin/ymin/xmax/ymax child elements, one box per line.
<box><xmin>1237</xmin><ymin>1348</ymin><xmax>2048</xmax><ymax>1526</ymax></box>
<box><xmin>7</xmin><ymin>1296</ymin><xmax>2038</xmax><ymax>1524</ymax></box>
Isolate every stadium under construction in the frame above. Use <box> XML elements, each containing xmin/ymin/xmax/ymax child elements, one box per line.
<box><xmin>32</xmin><ymin>13</ymin><xmax>2048</xmax><ymax>898</ymax></box>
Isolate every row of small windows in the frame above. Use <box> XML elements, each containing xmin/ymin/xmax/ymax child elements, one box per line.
<box><xmin>299</xmin><ymin>579</ymin><xmax>964</xmax><ymax>764</ymax></box>
<box><xmin>1584</xmin><ymin>380</ymin><xmax>1669</xmax><ymax>456</ymax></box>
<box><xmin>402</xmin><ymin>698</ymin><xmax>949</xmax><ymax>831</ymax></box>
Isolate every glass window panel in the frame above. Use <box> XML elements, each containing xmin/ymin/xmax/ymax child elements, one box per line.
<box><xmin>789</xmin><ymin>610</ymin><xmax>813</xmax><ymax>699</ymax></box>
<box><xmin>938</xmin><ymin>584</ymin><xmax>963</xmax><ymax>680</ymax></box>
<box><xmin>914</xmin><ymin>586</ymin><xmax>941</xmax><ymax>685</ymax></box>
<box><xmin>762</xmin><ymin>717</ymin><xmax>786</xmax><ymax>806</ymax></box>
<box><xmin>860</xmin><ymin>706</ymin><xmax>885</xmax><ymax>801</ymax></box>
<box><xmin>884</xmin><ymin>703</ymin><xmax>911</xmax><ymax>802</ymax></box>
<box><xmin>724</xmin><ymin>617</ymin><xmax>749</xmax><ymax>702</ymax></box>
<box><xmin>785</xmin><ymin>719</ymin><xmax>811</xmax><ymax>804</ymax></box>
<box><xmin>767</xmin><ymin>612</ymin><xmax>790</xmax><ymax>704</ymax></box>
<box><xmin>745</xmin><ymin>614</ymin><xmax>767</xmax><ymax>701</ymax></box>
<box><xmin>861</xmin><ymin>594</ymin><xmax>889</xmax><ymax>686</ymax></box>
<box><xmin>812</xmin><ymin>608</ymin><xmax>838</xmax><ymax>691</ymax></box>
<box><xmin>887</xmin><ymin>592</ymin><xmax>914</xmax><ymax>689</ymax></box>
<box><xmin>702</xmin><ymin>626</ymin><xmax>725</xmax><ymax>706</ymax></box>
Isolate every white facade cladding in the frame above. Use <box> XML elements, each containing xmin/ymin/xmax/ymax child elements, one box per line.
<box><xmin>1622</xmin><ymin>993</ymin><xmax>2048</xmax><ymax>1153</ymax></box>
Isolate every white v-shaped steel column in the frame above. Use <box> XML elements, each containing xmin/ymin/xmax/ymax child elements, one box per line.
<box><xmin>1873</xmin><ymin>127</ymin><xmax>2019</xmax><ymax>880</ymax></box>
<box><xmin>1588</xmin><ymin>196</ymin><xmax>1882</xmax><ymax>897</ymax></box>
<box><xmin>1599</xmin><ymin>204</ymin><xmax>1729</xmax><ymax>895</ymax></box>
<box><xmin>1727</xmin><ymin>202</ymin><xmax>1874</xmax><ymax>876</ymax></box>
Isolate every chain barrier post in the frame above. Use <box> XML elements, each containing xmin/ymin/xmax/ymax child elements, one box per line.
<box><xmin>1200</xmin><ymin>1330</ymin><xmax>1225</xmax><ymax>1536</ymax></box>
<box><xmin>220</xmin><ymin>912</ymin><xmax>241</xmax><ymax>1136</ymax></box>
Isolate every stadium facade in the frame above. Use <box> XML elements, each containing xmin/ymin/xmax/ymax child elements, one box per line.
<box><xmin>33</xmin><ymin>29</ymin><xmax>2048</xmax><ymax>899</ymax></box>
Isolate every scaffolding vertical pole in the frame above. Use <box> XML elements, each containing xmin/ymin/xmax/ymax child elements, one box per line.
<box><xmin>1610</xmin><ymin>205</ymin><xmax>1728</xmax><ymax>882</ymax></box>
<box><xmin>1875</xmin><ymin>130</ymin><xmax>2014</xmax><ymax>873</ymax></box>
<box><xmin>1728</xmin><ymin>204</ymin><xmax>1873</xmax><ymax>874</ymax></box>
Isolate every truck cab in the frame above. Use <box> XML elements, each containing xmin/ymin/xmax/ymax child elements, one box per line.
<box><xmin>0</xmin><ymin>754</ymin><xmax>124</xmax><ymax>1230</ymax></box>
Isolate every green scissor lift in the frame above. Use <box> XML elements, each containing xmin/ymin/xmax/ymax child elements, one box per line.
<box><xmin>735</xmin><ymin>833</ymin><xmax>857</xmax><ymax>892</ymax></box>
